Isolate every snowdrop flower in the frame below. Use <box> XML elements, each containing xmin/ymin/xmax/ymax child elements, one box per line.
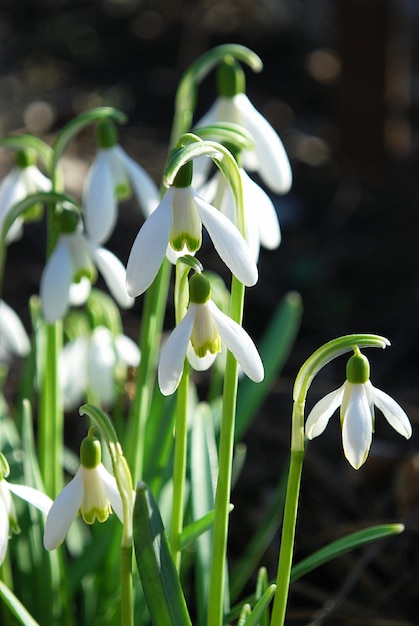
<box><xmin>305</xmin><ymin>350</ymin><xmax>412</xmax><ymax>469</ymax></box>
<box><xmin>126</xmin><ymin>161</ymin><xmax>258</xmax><ymax>297</ymax></box>
<box><xmin>0</xmin><ymin>453</ymin><xmax>52</xmax><ymax>564</ymax></box>
<box><xmin>201</xmin><ymin>167</ymin><xmax>281</xmax><ymax>261</ymax></box>
<box><xmin>158</xmin><ymin>273</ymin><xmax>264</xmax><ymax>395</ymax></box>
<box><xmin>0</xmin><ymin>300</ymin><xmax>30</xmax><ymax>360</ymax></box>
<box><xmin>59</xmin><ymin>326</ymin><xmax>140</xmax><ymax>410</ymax></box>
<box><xmin>44</xmin><ymin>433</ymin><xmax>124</xmax><ymax>550</ymax></box>
<box><xmin>195</xmin><ymin>57</ymin><xmax>292</xmax><ymax>195</ymax></box>
<box><xmin>40</xmin><ymin>224</ymin><xmax>134</xmax><ymax>323</ymax></box>
<box><xmin>83</xmin><ymin>119</ymin><xmax>160</xmax><ymax>244</ymax></box>
<box><xmin>0</xmin><ymin>150</ymin><xmax>51</xmax><ymax>242</ymax></box>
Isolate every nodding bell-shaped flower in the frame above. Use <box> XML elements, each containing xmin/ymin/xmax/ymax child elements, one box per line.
<box><xmin>195</xmin><ymin>57</ymin><xmax>292</xmax><ymax>195</ymax></box>
<box><xmin>0</xmin><ymin>300</ymin><xmax>31</xmax><ymax>361</ymax></box>
<box><xmin>40</xmin><ymin>209</ymin><xmax>134</xmax><ymax>323</ymax></box>
<box><xmin>0</xmin><ymin>150</ymin><xmax>51</xmax><ymax>243</ymax></box>
<box><xmin>126</xmin><ymin>160</ymin><xmax>258</xmax><ymax>297</ymax></box>
<box><xmin>0</xmin><ymin>454</ymin><xmax>52</xmax><ymax>564</ymax></box>
<box><xmin>59</xmin><ymin>325</ymin><xmax>140</xmax><ymax>410</ymax></box>
<box><xmin>82</xmin><ymin>119</ymin><xmax>160</xmax><ymax>244</ymax></box>
<box><xmin>44</xmin><ymin>433</ymin><xmax>124</xmax><ymax>550</ymax></box>
<box><xmin>158</xmin><ymin>273</ymin><xmax>264</xmax><ymax>395</ymax></box>
<box><xmin>200</xmin><ymin>165</ymin><xmax>281</xmax><ymax>261</ymax></box>
<box><xmin>305</xmin><ymin>350</ymin><xmax>412</xmax><ymax>469</ymax></box>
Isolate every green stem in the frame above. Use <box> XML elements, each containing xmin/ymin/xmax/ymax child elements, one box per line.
<box><xmin>126</xmin><ymin>259</ymin><xmax>171</xmax><ymax>483</ymax></box>
<box><xmin>207</xmin><ymin>277</ymin><xmax>244</xmax><ymax>626</ymax></box>
<box><xmin>120</xmin><ymin>545</ymin><xmax>133</xmax><ymax>626</ymax></box>
<box><xmin>269</xmin><ymin>412</ymin><xmax>304</xmax><ymax>626</ymax></box>
<box><xmin>38</xmin><ymin>320</ymin><xmax>63</xmax><ymax>497</ymax></box>
<box><xmin>170</xmin><ymin>363</ymin><xmax>189</xmax><ymax>571</ymax></box>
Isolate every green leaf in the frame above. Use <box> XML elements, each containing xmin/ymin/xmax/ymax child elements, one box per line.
<box><xmin>242</xmin><ymin>584</ymin><xmax>276</xmax><ymax>626</ymax></box>
<box><xmin>290</xmin><ymin>523</ymin><xmax>405</xmax><ymax>583</ymax></box>
<box><xmin>235</xmin><ymin>291</ymin><xmax>303</xmax><ymax>442</ymax></box>
<box><xmin>0</xmin><ymin>580</ymin><xmax>41</xmax><ymax>626</ymax></box>
<box><xmin>133</xmin><ymin>482</ymin><xmax>193</xmax><ymax>626</ymax></box>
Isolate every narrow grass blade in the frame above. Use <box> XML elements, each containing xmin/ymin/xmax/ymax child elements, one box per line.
<box><xmin>133</xmin><ymin>482</ymin><xmax>192</xmax><ymax>626</ymax></box>
<box><xmin>0</xmin><ymin>580</ymin><xmax>40</xmax><ymax>626</ymax></box>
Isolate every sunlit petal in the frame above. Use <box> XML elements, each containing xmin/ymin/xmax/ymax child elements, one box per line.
<box><xmin>60</xmin><ymin>336</ymin><xmax>89</xmax><ymax>410</ymax></box>
<box><xmin>96</xmin><ymin>463</ymin><xmax>124</xmax><ymax>523</ymax></box>
<box><xmin>158</xmin><ymin>306</ymin><xmax>196</xmax><ymax>395</ymax></box>
<box><xmin>305</xmin><ymin>385</ymin><xmax>344</xmax><ymax>439</ymax></box>
<box><xmin>126</xmin><ymin>193</ymin><xmax>173</xmax><ymax>297</ymax></box>
<box><xmin>208</xmin><ymin>300</ymin><xmax>264</xmax><ymax>382</ymax></box>
<box><xmin>0</xmin><ymin>300</ymin><xmax>30</xmax><ymax>357</ymax></box>
<box><xmin>0</xmin><ymin>496</ymin><xmax>9</xmax><ymax>564</ymax></box>
<box><xmin>240</xmin><ymin>168</ymin><xmax>281</xmax><ymax>250</ymax></box>
<box><xmin>87</xmin><ymin>328</ymin><xmax>117</xmax><ymax>406</ymax></box>
<box><xmin>115</xmin><ymin>334</ymin><xmax>140</xmax><ymax>367</ymax></box>
<box><xmin>186</xmin><ymin>343</ymin><xmax>217</xmax><ymax>371</ymax></box>
<box><xmin>371</xmin><ymin>384</ymin><xmax>412</xmax><ymax>439</ymax></box>
<box><xmin>193</xmin><ymin>191</ymin><xmax>258</xmax><ymax>286</ymax></box>
<box><xmin>341</xmin><ymin>383</ymin><xmax>373</xmax><ymax>469</ymax></box>
<box><xmin>83</xmin><ymin>150</ymin><xmax>117</xmax><ymax>244</ymax></box>
<box><xmin>234</xmin><ymin>93</ymin><xmax>292</xmax><ymax>194</ymax></box>
<box><xmin>7</xmin><ymin>482</ymin><xmax>53</xmax><ymax>515</ymax></box>
<box><xmin>89</xmin><ymin>242</ymin><xmax>134</xmax><ymax>309</ymax></box>
<box><xmin>40</xmin><ymin>238</ymin><xmax>73</xmax><ymax>323</ymax></box>
<box><xmin>44</xmin><ymin>469</ymin><xmax>84</xmax><ymax>550</ymax></box>
<box><xmin>115</xmin><ymin>146</ymin><xmax>160</xmax><ymax>217</ymax></box>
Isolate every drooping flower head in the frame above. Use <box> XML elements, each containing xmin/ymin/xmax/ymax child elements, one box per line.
<box><xmin>158</xmin><ymin>272</ymin><xmax>264</xmax><ymax>395</ymax></box>
<box><xmin>82</xmin><ymin>119</ymin><xmax>160</xmax><ymax>244</ymax></box>
<box><xmin>195</xmin><ymin>57</ymin><xmax>292</xmax><ymax>195</ymax></box>
<box><xmin>0</xmin><ymin>300</ymin><xmax>31</xmax><ymax>361</ymax></box>
<box><xmin>44</xmin><ymin>432</ymin><xmax>124</xmax><ymax>550</ymax></box>
<box><xmin>0</xmin><ymin>149</ymin><xmax>51</xmax><ymax>243</ymax></box>
<box><xmin>305</xmin><ymin>349</ymin><xmax>412</xmax><ymax>469</ymax></box>
<box><xmin>126</xmin><ymin>159</ymin><xmax>258</xmax><ymax>297</ymax></box>
<box><xmin>40</xmin><ymin>207</ymin><xmax>134</xmax><ymax>323</ymax></box>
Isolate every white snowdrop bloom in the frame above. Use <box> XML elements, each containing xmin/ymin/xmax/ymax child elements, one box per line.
<box><xmin>59</xmin><ymin>326</ymin><xmax>140</xmax><ymax>410</ymax></box>
<box><xmin>44</xmin><ymin>435</ymin><xmax>125</xmax><ymax>550</ymax></box>
<box><xmin>201</xmin><ymin>167</ymin><xmax>281</xmax><ymax>261</ymax></box>
<box><xmin>0</xmin><ymin>157</ymin><xmax>51</xmax><ymax>242</ymax></box>
<box><xmin>0</xmin><ymin>300</ymin><xmax>30</xmax><ymax>360</ymax></box>
<box><xmin>40</xmin><ymin>229</ymin><xmax>134</xmax><ymax>323</ymax></box>
<box><xmin>158</xmin><ymin>273</ymin><xmax>264</xmax><ymax>396</ymax></box>
<box><xmin>194</xmin><ymin>57</ymin><xmax>291</xmax><ymax>194</ymax></box>
<box><xmin>305</xmin><ymin>351</ymin><xmax>412</xmax><ymax>469</ymax></box>
<box><xmin>0</xmin><ymin>454</ymin><xmax>52</xmax><ymax>564</ymax></box>
<box><xmin>83</xmin><ymin>120</ymin><xmax>160</xmax><ymax>244</ymax></box>
<box><xmin>126</xmin><ymin>179</ymin><xmax>258</xmax><ymax>298</ymax></box>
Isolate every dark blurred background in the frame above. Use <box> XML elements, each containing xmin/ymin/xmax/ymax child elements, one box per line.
<box><xmin>1</xmin><ymin>0</ymin><xmax>419</xmax><ymax>623</ymax></box>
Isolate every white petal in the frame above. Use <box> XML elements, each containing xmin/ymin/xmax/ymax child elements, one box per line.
<box><xmin>44</xmin><ymin>468</ymin><xmax>84</xmax><ymax>550</ymax></box>
<box><xmin>158</xmin><ymin>307</ymin><xmax>196</xmax><ymax>396</ymax></box>
<box><xmin>59</xmin><ymin>336</ymin><xmax>89</xmax><ymax>410</ymax></box>
<box><xmin>241</xmin><ymin>169</ymin><xmax>281</xmax><ymax>250</ymax></box>
<box><xmin>69</xmin><ymin>276</ymin><xmax>91</xmax><ymax>306</ymax></box>
<box><xmin>115</xmin><ymin>334</ymin><xmax>140</xmax><ymax>367</ymax></box>
<box><xmin>0</xmin><ymin>495</ymin><xmax>9</xmax><ymax>564</ymax></box>
<box><xmin>83</xmin><ymin>150</ymin><xmax>117</xmax><ymax>244</ymax></box>
<box><xmin>7</xmin><ymin>482</ymin><xmax>52</xmax><ymax>515</ymax></box>
<box><xmin>234</xmin><ymin>93</ymin><xmax>292</xmax><ymax>194</ymax></box>
<box><xmin>186</xmin><ymin>342</ymin><xmax>217</xmax><ymax>371</ymax></box>
<box><xmin>40</xmin><ymin>238</ymin><xmax>73</xmax><ymax>323</ymax></box>
<box><xmin>96</xmin><ymin>463</ymin><xmax>124</xmax><ymax>522</ymax></box>
<box><xmin>88</xmin><ymin>328</ymin><xmax>117</xmax><ymax>406</ymax></box>
<box><xmin>89</xmin><ymin>242</ymin><xmax>134</xmax><ymax>309</ymax></box>
<box><xmin>193</xmin><ymin>191</ymin><xmax>258</xmax><ymax>286</ymax></box>
<box><xmin>371</xmin><ymin>384</ymin><xmax>412</xmax><ymax>439</ymax></box>
<box><xmin>115</xmin><ymin>146</ymin><xmax>160</xmax><ymax>217</ymax></box>
<box><xmin>305</xmin><ymin>385</ymin><xmax>344</xmax><ymax>439</ymax></box>
<box><xmin>341</xmin><ymin>383</ymin><xmax>373</xmax><ymax>469</ymax></box>
<box><xmin>208</xmin><ymin>300</ymin><xmax>264</xmax><ymax>382</ymax></box>
<box><xmin>0</xmin><ymin>300</ymin><xmax>30</xmax><ymax>357</ymax></box>
<box><xmin>126</xmin><ymin>192</ymin><xmax>173</xmax><ymax>297</ymax></box>
<box><xmin>22</xmin><ymin>165</ymin><xmax>52</xmax><ymax>192</ymax></box>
